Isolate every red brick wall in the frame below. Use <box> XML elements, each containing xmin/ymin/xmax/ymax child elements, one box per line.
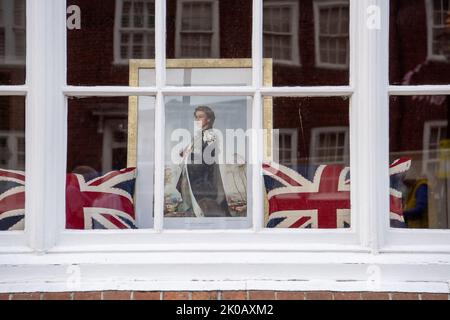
<box><xmin>0</xmin><ymin>291</ymin><xmax>448</xmax><ymax>300</ymax></box>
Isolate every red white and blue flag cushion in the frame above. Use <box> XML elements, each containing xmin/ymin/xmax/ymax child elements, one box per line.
<box><xmin>389</xmin><ymin>158</ymin><xmax>412</xmax><ymax>228</ymax></box>
<box><xmin>263</xmin><ymin>158</ymin><xmax>411</xmax><ymax>229</ymax></box>
<box><xmin>0</xmin><ymin>169</ymin><xmax>25</xmax><ymax>231</ymax></box>
<box><xmin>66</xmin><ymin>168</ymin><xmax>137</xmax><ymax>230</ymax></box>
<box><xmin>263</xmin><ymin>163</ymin><xmax>350</xmax><ymax>228</ymax></box>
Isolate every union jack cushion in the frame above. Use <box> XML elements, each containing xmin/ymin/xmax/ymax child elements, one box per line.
<box><xmin>263</xmin><ymin>158</ymin><xmax>411</xmax><ymax>229</ymax></box>
<box><xmin>66</xmin><ymin>167</ymin><xmax>138</xmax><ymax>230</ymax></box>
<box><xmin>389</xmin><ymin>158</ymin><xmax>412</xmax><ymax>228</ymax></box>
<box><xmin>0</xmin><ymin>169</ymin><xmax>25</xmax><ymax>231</ymax></box>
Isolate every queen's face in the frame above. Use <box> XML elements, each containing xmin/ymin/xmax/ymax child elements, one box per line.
<box><xmin>194</xmin><ymin>111</ymin><xmax>210</xmax><ymax>129</ymax></box>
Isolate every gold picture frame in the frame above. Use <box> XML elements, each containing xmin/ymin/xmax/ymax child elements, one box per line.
<box><xmin>127</xmin><ymin>58</ymin><xmax>274</xmax><ymax>167</ymax></box>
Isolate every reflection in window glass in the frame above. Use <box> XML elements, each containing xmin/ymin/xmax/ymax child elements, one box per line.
<box><xmin>316</xmin><ymin>3</ymin><xmax>349</xmax><ymax>68</ymax></box>
<box><xmin>179</xmin><ymin>1</ymin><xmax>214</xmax><ymax>57</ymax></box>
<box><xmin>263</xmin><ymin>0</ymin><xmax>349</xmax><ymax>86</ymax></box>
<box><xmin>390</xmin><ymin>95</ymin><xmax>450</xmax><ymax>229</ymax></box>
<box><xmin>277</xmin><ymin>128</ymin><xmax>298</xmax><ymax>165</ymax></box>
<box><xmin>0</xmin><ymin>0</ymin><xmax>25</xmax><ymax>85</ymax></box>
<box><xmin>164</xmin><ymin>96</ymin><xmax>252</xmax><ymax>229</ymax></box>
<box><xmin>0</xmin><ymin>96</ymin><xmax>25</xmax><ymax>231</ymax></box>
<box><xmin>67</xmin><ymin>0</ymin><xmax>155</xmax><ymax>86</ymax></box>
<box><xmin>118</xmin><ymin>0</ymin><xmax>155</xmax><ymax>61</ymax></box>
<box><xmin>0</xmin><ymin>97</ymin><xmax>25</xmax><ymax>170</ymax></box>
<box><xmin>166</xmin><ymin>0</ymin><xmax>252</xmax><ymax>85</ymax></box>
<box><xmin>310</xmin><ymin>127</ymin><xmax>349</xmax><ymax>165</ymax></box>
<box><xmin>263</xmin><ymin>97</ymin><xmax>350</xmax><ymax>229</ymax></box>
<box><xmin>264</xmin><ymin>3</ymin><xmax>299</xmax><ymax>63</ymax></box>
<box><xmin>430</xmin><ymin>0</ymin><xmax>450</xmax><ymax>57</ymax></box>
<box><xmin>167</xmin><ymin>0</ymin><xmax>251</xmax><ymax>59</ymax></box>
<box><xmin>67</xmin><ymin>98</ymin><xmax>130</xmax><ymax>174</ymax></box>
<box><xmin>390</xmin><ymin>0</ymin><xmax>450</xmax><ymax>85</ymax></box>
<box><xmin>66</xmin><ymin>97</ymin><xmax>155</xmax><ymax>230</ymax></box>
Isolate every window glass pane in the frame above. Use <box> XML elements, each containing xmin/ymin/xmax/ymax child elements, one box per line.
<box><xmin>66</xmin><ymin>96</ymin><xmax>155</xmax><ymax>230</ymax></box>
<box><xmin>166</xmin><ymin>0</ymin><xmax>252</xmax><ymax>86</ymax></box>
<box><xmin>67</xmin><ymin>0</ymin><xmax>155</xmax><ymax>86</ymax></box>
<box><xmin>164</xmin><ymin>95</ymin><xmax>252</xmax><ymax>229</ymax></box>
<box><xmin>263</xmin><ymin>97</ymin><xmax>350</xmax><ymax>229</ymax></box>
<box><xmin>390</xmin><ymin>95</ymin><xmax>450</xmax><ymax>229</ymax></box>
<box><xmin>263</xmin><ymin>0</ymin><xmax>349</xmax><ymax>86</ymax></box>
<box><xmin>0</xmin><ymin>0</ymin><xmax>25</xmax><ymax>85</ymax></box>
<box><xmin>0</xmin><ymin>96</ymin><xmax>25</xmax><ymax>231</ymax></box>
<box><xmin>390</xmin><ymin>0</ymin><xmax>450</xmax><ymax>85</ymax></box>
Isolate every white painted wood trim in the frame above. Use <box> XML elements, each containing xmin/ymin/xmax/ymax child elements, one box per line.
<box><xmin>260</xmin><ymin>86</ymin><xmax>353</xmax><ymax>95</ymax></box>
<box><xmin>251</xmin><ymin>0</ymin><xmax>263</xmax><ymax>231</ymax></box>
<box><xmin>350</xmin><ymin>0</ymin><xmax>390</xmax><ymax>253</ymax></box>
<box><xmin>62</xmin><ymin>85</ymin><xmax>354</xmax><ymax>96</ymax></box>
<box><xmin>1</xmin><ymin>252</ymin><xmax>450</xmax><ymax>293</ymax></box>
<box><xmin>153</xmin><ymin>0</ymin><xmax>166</xmax><ymax>231</ymax></box>
<box><xmin>0</xmin><ymin>86</ymin><xmax>28</xmax><ymax>95</ymax></box>
<box><xmin>63</xmin><ymin>86</ymin><xmax>158</xmax><ymax>96</ymax></box>
<box><xmin>25</xmin><ymin>0</ymin><xmax>66</xmax><ymax>252</ymax></box>
<box><xmin>389</xmin><ymin>85</ymin><xmax>450</xmax><ymax>95</ymax></box>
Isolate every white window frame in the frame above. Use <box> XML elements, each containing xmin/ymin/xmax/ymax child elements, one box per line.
<box><xmin>313</xmin><ymin>0</ymin><xmax>350</xmax><ymax>70</ymax></box>
<box><xmin>1</xmin><ymin>0</ymin><xmax>450</xmax><ymax>294</ymax></box>
<box><xmin>263</xmin><ymin>1</ymin><xmax>300</xmax><ymax>65</ymax></box>
<box><xmin>174</xmin><ymin>0</ymin><xmax>220</xmax><ymax>58</ymax></box>
<box><xmin>310</xmin><ymin>126</ymin><xmax>349</xmax><ymax>165</ymax></box>
<box><xmin>425</xmin><ymin>0</ymin><xmax>450</xmax><ymax>62</ymax></box>
<box><xmin>114</xmin><ymin>0</ymin><xmax>155</xmax><ymax>65</ymax></box>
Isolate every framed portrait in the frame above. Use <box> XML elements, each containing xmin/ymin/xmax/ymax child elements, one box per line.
<box><xmin>128</xmin><ymin>59</ymin><xmax>273</xmax><ymax>229</ymax></box>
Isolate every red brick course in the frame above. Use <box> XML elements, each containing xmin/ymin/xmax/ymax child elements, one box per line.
<box><xmin>163</xmin><ymin>291</ymin><xmax>191</xmax><ymax>300</ymax></box>
<box><xmin>102</xmin><ymin>291</ymin><xmax>132</xmax><ymax>300</ymax></box>
<box><xmin>0</xmin><ymin>294</ymin><xmax>10</xmax><ymax>300</ymax></box>
<box><xmin>2</xmin><ymin>291</ymin><xmax>448</xmax><ymax>300</ymax></box>
<box><xmin>221</xmin><ymin>291</ymin><xmax>248</xmax><ymax>300</ymax></box>
<box><xmin>10</xmin><ymin>293</ymin><xmax>41</xmax><ymax>300</ymax></box>
<box><xmin>304</xmin><ymin>291</ymin><xmax>334</xmax><ymax>300</ymax></box>
<box><xmin>42</xmin><ymin>292</ymin><xmax>73</xmax><ymax>300</ymax></box>
<box><xmin>334</xmin><ymin>292</ymin><xmax>362</xmax><ymax>300</ymax></box>
<box><xmin>192</xmin><ymin>291</ymin><xmax>219</xmax><ymax>300</ymax></box>
<box><xmin>276</xmin><ymin>291</ymin><xmax>306</xmax><ymax>300</ymax></box>
<box><xmin>248</xmin><ymin>291</ymin><xmax>276</xmax><ymax>300</ymax></box>
<box><xmin>391</xmin><ymin>293</ymin><xmax>421</xmax><ymax>300</ymax></box>
<box><xmin>420</xmin><ymin>293</ymin><xmax>449</xmax><ymax>300</ymax></box>
<box><xmin>133</xmin><ymin>291</ymin><xmax>161</xmax><ymax>300</ymax></box>
<box><xmin>360</xmin><ymin>292</ymin><xmax>391</xmax><ymax>300</ymax></box>
<box><xmin>73</xmin><ymin>291</ymin><xmax>103</xmax><ymax>300</ymax></box>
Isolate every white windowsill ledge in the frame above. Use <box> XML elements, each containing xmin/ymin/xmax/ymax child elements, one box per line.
<box><xmin>1</xmin><ymin>251</ymin><xmax>450</xmax><ymax>294</ymax></box>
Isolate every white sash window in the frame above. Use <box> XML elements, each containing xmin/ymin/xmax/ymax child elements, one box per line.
<box><xmin>0</xmin><ymin>0</ymin><xmax>449</xmax><ymax>295</ymax></box>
